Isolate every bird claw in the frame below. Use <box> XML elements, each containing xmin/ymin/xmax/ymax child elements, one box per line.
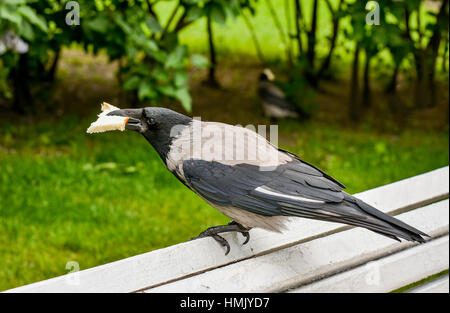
<box><xmin>212</xmin><ymin>234</ymin><xmax>230</xmax><ymax>255</ymax></box>
<box><xmin>189</xmin><ymin>232</ymin><xmax>231</xmax><ymax>255</ymax></box>
<box><xmin>241</xmin><ymin>231</ymin><xmax>250</xmax><ymax>245</ymax></box>
<box><xmin>229</xmin><ymin>221</ymin><xmax>250</xmax><ymax>245</ymax></box>
<box><xmin>188</xmin><ymin>221</ymin><xmax>250</xmax><ymax>255</ymax></box>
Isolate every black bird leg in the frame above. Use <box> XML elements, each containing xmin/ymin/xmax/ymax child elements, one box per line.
<box><xmin>190</xmin><ymin>221</ymin><xmax>251</xmax><ymax>255</ymax></box>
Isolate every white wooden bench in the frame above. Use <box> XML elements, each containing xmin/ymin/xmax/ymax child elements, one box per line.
<box><xmin>6</xmin><ymin>166</ymin><xmax>449</xmax><ymax>293</ymax></box>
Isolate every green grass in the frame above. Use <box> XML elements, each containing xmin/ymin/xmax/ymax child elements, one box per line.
<box><xmin>0</xmin><ymin>116</ymin><xmax>448</xmax><ymax>291</ymax></box>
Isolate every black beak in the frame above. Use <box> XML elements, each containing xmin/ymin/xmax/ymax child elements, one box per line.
<box><xmin>107</xmin><ymin>108</ymin><xmax>144</xmax><ymax>132</ymax></box>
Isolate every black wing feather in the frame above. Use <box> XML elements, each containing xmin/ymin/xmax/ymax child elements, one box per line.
<box><xmin>182</xmin><ymin>157</ymin><xmax>427</xmax><ymax>243</ymax></box>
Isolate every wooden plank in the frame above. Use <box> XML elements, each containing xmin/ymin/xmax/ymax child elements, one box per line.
<box><xmin>354</xmin><ymin>166</ymin><xmax>448</xmax><ymax>214</ymax></box>
<box><xmin>408</xmin><ymin>275</ymin><xmax>449</xmax><ymax>293</ymax></box>
<box><xmin>6</xmin><ymin>166</ymin><xmax>449</xmax><ymax>293</ymax></box>
<box><xmin>288</xmin><ymin>235</ymin><xmax>449</xmax><ymax>293</ymax></box>
<box><xmin>145</xmin><ymin>200</ymin><xmax>449</xmax><ymax>293</ymax></box>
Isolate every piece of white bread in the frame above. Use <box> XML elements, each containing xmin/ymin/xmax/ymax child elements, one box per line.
<box><xmin>86</xmin><ymin>102</ymin><xmax>129</xmax><ymax>133</ymax></box>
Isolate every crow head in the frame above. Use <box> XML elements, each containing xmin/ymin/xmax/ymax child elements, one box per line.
<box><xmin>107</xmin><ymin>107</ymin><xmax>192</xmax><ymax>160</ymax></box>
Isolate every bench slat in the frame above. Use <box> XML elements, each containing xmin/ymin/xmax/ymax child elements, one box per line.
<box><xmin>6</xmin><ymin>166</ymin><xmax>449</xmax><ymax>293</ymax></box>
<box><xmin>408</xmin><ymin>275</ymin><xmax>449</xmax><ymax>293</ymax></box>
<box><xmin>288</xmin><ymin>235</ymin><xmax>449</xmax><ymax>293</ymax></box>
<box><xmin>145</xmin><ymin>200</ymin><xmax>448</xmax><ymax>293</ymax></box>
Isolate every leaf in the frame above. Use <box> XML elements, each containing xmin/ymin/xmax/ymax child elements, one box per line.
<box><xmin>157</xmin><ymin>84</ymin><xmax>176</xmax><ymax>97</ymax></box>
<box><xmin>161</xmin><ymin>32</ymin><xmax>179</xmax><ymax>51</ymax></box>
<box><xmin>3</xmin><ymin>0</ymin><xmax>27</xmax><ymax>4</ymax></box>
<box><xmin>125</xmin><ymin>45</ymin><xmax>137</xmax><ymax>59</ymax></box>
<box><xmin>174</xmin><ymin>70</ymin><xmax>189</xmax><ymax>87</ymax></box>
<box><xmin>0</xmin><ymin>6</ymin><xmax>22</xmax><ymax>25</ymax></box>
<box><xmin>86</xmin><ymin>16</ymin><xmax>109</xmax><ymax>34</ymax></box>
<box><xmin>141</xmin><ymin>38</ymin><xmax>158</xmax><ymax>53</ymax></box>
<box><xmin>210</xmin><ymin>4</ymin><xmax>227</xmax><ymax>24</ymax></box>
<box><xmin>138</xmin><ymin>80</ymin><xmax>157</xmax><ymax>100</ymax></box>
<box><xmin>19</xmin><ymin>20</ymin><xmax>34</xmax><ymax>40</ymax></box>
<box><xmin>17</xmin><ymin>6</ymin><xmax>47</xmax><ymax>32</ymax></box>
<box><xmin>151</xmin><ymin>67</ymin><xmax>169</xmax><ymax>82</ymax></box>
<box><xmin>186</xmin><ymin>6</ymin><xmax>204</xmax><ymax>21</ymax></box>
<box><xmin>113</xmin><ymin>13</ymin><xmax>132</xmax><ymax>35</ymax></box>
<box><xmin>135</xmin><ymin>63</ymin><xmax>152</xmax><ymax>76</ymax></box>
<box><xmin>123</xmin><ymin>75</ymin><xmax>141</xmax><ymax>90</ymax></box>
<box><xmin>190</xmin><ymin>54</ymin><xmax>210</xmax><ymax>68</ymax></box>
<box><xmin>174</xmin><ymin>87</ymin><xmax>192</xmax><ymax>112</ymax></box>
<box><xmin>148</xmin><ymin>49</ymin><xmax>167</xmax><ymax>63</ymax></box>
<box><xmin>145</xmin><ymin>16</ymin><xmax>162</xmax><ymax>34</ymax></box>
<box><xmin>165</xmin><ymin>45</ymin><xmax>187</xmax><ymax>69</ymax></box>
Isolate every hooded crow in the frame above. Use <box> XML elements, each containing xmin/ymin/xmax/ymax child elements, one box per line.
<box><xmin>258</xmin><ymin>69</ymin><xmax>305</xmax><ymax>119</ymax></box>
<box><xmin>107</xmin><ymin>107</ymin><xmax>428</xmax><ymax>254</ymax></box>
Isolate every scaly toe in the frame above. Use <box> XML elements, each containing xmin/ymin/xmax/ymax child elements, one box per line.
<box><xmin>211</xmin><ymin>234</ymin><xmax>230</xmax><ymax>255</ymax></box>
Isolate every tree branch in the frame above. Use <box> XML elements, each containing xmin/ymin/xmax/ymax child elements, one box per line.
<box><xmin>145</xmin><ymin>0</ymin><xmax>158</xmax><ymax>19</ymax></box>
<box><xmin>318</xmin><ymin>0</ymin><xmax>343</xmax><ymax>77</ymax></box>
<box><xmin>264</xmin><ymin>0</ymin><xmax>292</xmax><ymax>65</ymax></box>
<box><xmin>324</xmin><ymin>0</ymin><xmax>335</xmax><ymax>16</ymax></box>
<box><xmin>160</xmin><ymin>2</ymin><xmax>181</xmax><ymax>40</ymax></box>
<box><xmin>173</xmin><ymin>8</ymin><xmax>194</xmax><ymax>33</ymax></box>
<box><xmin>241</xmin><ymin>9</ymin><xmax>266</xmax><ymax>65</ymax></box>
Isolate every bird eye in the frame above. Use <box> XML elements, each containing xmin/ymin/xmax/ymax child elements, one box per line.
<box><xmin>147</xmin><ymin>117</ymin><xmax>156</xmax><ymax>125</ymax></box>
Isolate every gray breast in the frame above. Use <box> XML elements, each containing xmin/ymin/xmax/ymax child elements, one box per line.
<box><xmin>165</xmin><ymin>120</ymin><xmax>292</xmax><ymax>181</ymax></box>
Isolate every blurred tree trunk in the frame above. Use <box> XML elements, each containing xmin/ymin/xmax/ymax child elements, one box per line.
<box><xmin>362</xmin><ymin>50</ymin><xmax>371</xmax><ymax>108</ymax></box>
<box><xmin>318</xmin><ymin>0</ymin><xmax>343</xmax><ymax>78</ymax></box>
<box><xmin>386</xmin><ymin>61</ymin><xmax>402</xmax><ymax>118</ymax></box>
<box><xmin>306</xmin><ymin>0</ymin><xmax>318</xmax><ymax>66</ymax></box>
<box><xmin>241</xmin><ymin>11</ymin><xmax>266</xmax><ymax>65</ymax></box>
<box><xmin>349</xmin><ymin>43</ymin><xmax>360</xmax><ymax>121</ymax></box>
<box><xmin>46</xmin><ymin>47</ymin><xmax>61</xmax><ymax>82</ymax></box>
<box><xmin>386</xmin><ymin>61</ymin><xmax>400</xmax><ymax>94</ymax></box>
<box><xmin>284</xmin><ymin>0</ymin><xmax>293</xmax><ymax>64</ymax></box>
<box><xmin>306</xmin><ymin>0</ymin><xmax>318</xmax><ymax>68</ymax></box>
<box><xmin>12</xmin><ymin>53</ymin><xmax>33</xmax><ymax>114</ymax></box>
<box><xmin>405</xmin><ymin>0</ymin><xmax>448</xmax><ymax>108</ymax></box>
<box><xmin>265</xmin><ymin>0</ymin><xmax>292</xmax><ymax>66</ymax></box>
<box><xmin>442</xmin><ymin>31</ymin><xmax>449</xmax><ymax>73</ymax></box>
<box><xmin>160</xmin><ymin>3</ymin><xmax>180</xmax><ymax>40</ymax></box>
<box><xmin>294</xmin><ymin>0</ymin><xmax>304</xmax><ymax>57</ymax></box>
<box><xmin>305</xmin><ymin>0</ymin><xmax>318</xmax><ymax>87</ymax></box>
<box><xmin>206</xmin><ymin>15</ymin><xmax>219</xmax><ymax>87</ymax></box>
<box><xmin>425</xmin><ymin>0</ymin><xmax>448</xmax><ymax>108</ymax></box>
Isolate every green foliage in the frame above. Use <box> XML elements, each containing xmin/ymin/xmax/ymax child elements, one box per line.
<box><xmin>71</xmin><ymin>0</ymin><xmax>201</xmax><ymax>112</ymax></box>
<box><xmin>0</xmin><ymin>0</ymin><xmax>49</xmax><ymax>97</ymax></box>
<box><xmin>1</xmin><ymin>0</ymin><xmax>448</xmax><ymax>113</ymax></box>
<box><xmin>0</xmin><ymin>0</ymin><xmax>218</xmax><ymax>112</ymax></box>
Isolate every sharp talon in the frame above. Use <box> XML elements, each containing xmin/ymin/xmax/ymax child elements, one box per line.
<box><xmin>224</xmin><ymin>244</ymin><xmax>230</xmax><ymax>255</ymax></box>
<box><xmin>188</xmin><ymin>222</ymin><xmax>250</xmax><ymax>255</ymax></box>
<box><xmin>242</xmin><ymin>232</ymin><xmax>250</xmax><ymax>245</ymax></box>
<box><xmin>212</xmin><ymin>234</ymin><xmax>230</xmax><ymax>255</ymax></box>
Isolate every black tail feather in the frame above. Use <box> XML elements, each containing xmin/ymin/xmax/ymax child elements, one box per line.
<box><xmin>280</xmin><ymin>193</ymin><xmax>429</xmax><ymax>243</ymax></box>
